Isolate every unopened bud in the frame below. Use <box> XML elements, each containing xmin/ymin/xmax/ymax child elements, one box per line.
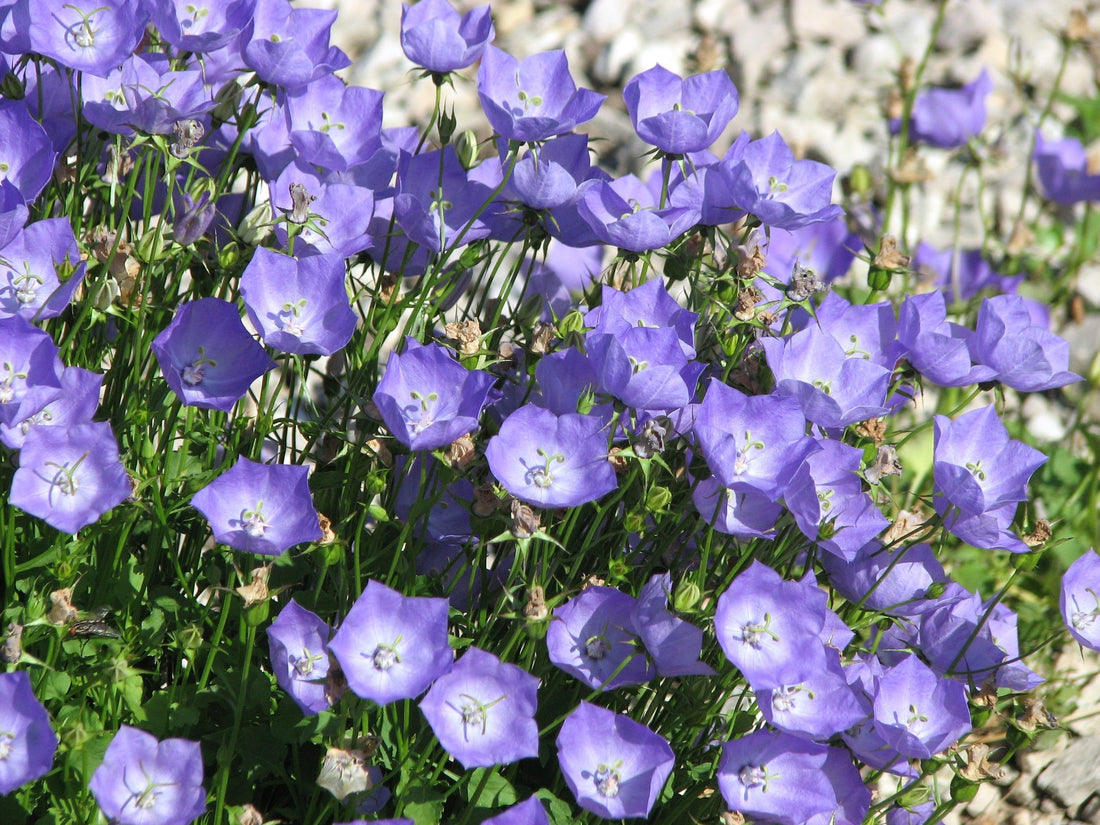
<box><xmin>454</xmin><ymin>128</ymin><xmax>479</xmax><ymax>169</ymax></box>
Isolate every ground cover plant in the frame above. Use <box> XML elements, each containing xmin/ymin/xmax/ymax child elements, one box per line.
<box><xmin>1</xmin><ymin>0</ymin><xmax>1099</xmax><ymax>824</ymax></box>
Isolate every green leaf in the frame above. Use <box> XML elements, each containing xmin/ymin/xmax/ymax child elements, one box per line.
<box><xmin>534</xmin><ymin>789</ymin><xmax>575</xmax><ymax>825</ymax></box>
<box><xmin>398</xmin><ymin>780</ymin><xmax>445</xmax><ymax>825</ymax></box>
<box><xmin>464</xmin><ymin>768</ymin><xmax>517</xmax><ymax>808</ymax></box>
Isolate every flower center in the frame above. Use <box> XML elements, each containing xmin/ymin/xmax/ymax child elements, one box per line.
<box><xmin>733</xmin><ymin>432</ymin><xmax>765</xmax><ymax>476</ymax></box>
<box><xmin>280</xmin><ymin>298</ymin><xmax>308</xmax><ymax>337</ymax></box>
<box><xmin>239</xmin><ymin>502</ymin><xmax>269</xmax><ymax>537</ymax></box>
<box><xmin>371</xmin><ymin>641</ymin><xmax>400</xmax><ymax>671</ymax></box>
<box><xmin>13</xmin><ymin>265</ymin><xmax>43</xmax><ymax>305</ymax></box>
<box><xmin>0</xmin><ymin>360</ymin><xmax>28</xmax><ymax>404</ymax></box>
<box><xmin>737</xmin><ymin>613</ymin><xmax>778</xmax><ymax>649</ymax></box>
<box><xmin>528</xmin><ymin>447</ymin><xmax>565</xmax><ymax>489</ymax></box>
<box><xmin>43</xmin><ymin>453</ymin><xmax>89</xmax><ymax>499</ymax></box>
<box><xmin>451</xmin><ymin>693</ymin><xmax>506</xmax><ymax>741</ymax></box>
<box><xmin>0</xmin><ymin>731</ymin><xmax>14</xmax><ymax>760</ymax></box>
<box><xmin>291</xmin><ymin>648</ymin><xmax>324</xmax><ymax>677</ymax></box>
<box><xmin>65</xmin><ymin>4</ymin><xmax>103</xmax><ymax>49</ymax></box>
<box><xmin>738</xmin><ymin>763</ymin><xmax>768</xmax><ymax>790</ymax></box>
<box><xmin>182</xmin><ymin>345</ymin><xmax>217</xmax><ymax>386</ymax></box>
<box><xmin>585</xmin><ymin>633</ymin><xmax>611</xmax><ymax>660</ymax></box>
<box><xmin>406</xmin><ymin>390</ymin><xmax>438</xmax><ymax>435</ymax></box>
<box><xmin>594</xmin><ymin>762</ymin><xmax>622</xmax><ymax>798</ymax></box>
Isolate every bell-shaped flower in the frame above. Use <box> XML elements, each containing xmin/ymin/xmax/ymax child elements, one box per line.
<box><xmin>721</xmin><ymin>131</ymin><xmax>843</xmax><ymax>230</ymax></box>
<box><xmin>693</xmin><ymin>380</ymin><xmax>820</xmax><ymax>500</ymax></box>
<box><xmin>912</xmin><ymin>242</ymin><xmax>1020</xmax><ymax>303</ymax></box>
<box><xmin>785</xmin><ymin>439</ymin><xmax>890</xmax><ymax>561</ymax></box>
<box><xmin>0</xmin><ymin>671</ymin><xmax>57</xmax><ymax>795</ymax></box>
<box><xmin>151</xmin><ymin>297</ymin><xmax>276</xmax><ymax>413</ymax></box>
<box><xmin>88</xmin><ymin>726</ymin><xmax>205</xmax><ymax>825</ymax></box>
<box><xmin>717</xmin><ymin>731</ymin><xmax>837</xmax><ymax>825</ymax></box>
<box><xmin>328</xmin><ymin>580</ymin><xmax>453</xmax><ymax>705</ymax></box>
<box><xmin>692</xmin><ymin>476</ymin><xmax>783</xmax><ymax>539</ymax></box>
<box><xmin>481</xmin><ymin>796</ymin><xmax>549</xmax><ymax>825</ymax></box>
<box><xmin>83</xmin><ymin>54</ymin><xmax>214</xmax><ymax>136</ymax></box>
<box><xmin>0</xmin><ymin>316</ymin><xmax>64</xmax><ymax>427</ymax></box>
<box><xmin>897</xmin><ymin>291</ymin><xmax>994</xmax><ymax>387</ymax></box>
<box><xmin>984</xmin><ymin>600</ymin><xmax>1044</xmax><ymax>692</ymax></box>
<box><xmin>0</xmin><ymin>364</ymin><xmax>102</xmax><ymax>450</ymax></box>
<box><xmin>762</xmin><ymin>217</ymin><xmax>860</xmax><ymax>292</ymax></box>
<box><xmin>577</xmin><ymin>174</ymin><xmax>698</xmax><ymax>253</ymax></box>
<box><xmin>373</xmin><ymin>338</ymin><xmax>497</xmax><ymax>451</ymax></box>
<box><xmin>477</xmin><ymin>46</ymin><xmax>605</xmax><ymax>143</ymax></box>
<box><xmin>400</xmin><ymin>0</ymin><xmax>495</xmax><ymax>74</ymax></box>
<box><xmin>485</xmin><ymin>404</ymin><xmax>617</xmax><ymax>508</ymax></box>
<box><xmin>533</xmin><ymin>348</ymin><xmax>611</xmax><ymax>424</ymax></box>
<box><xmin>11</xmin><ymin>422</ymin><xmax>130</xmax><ymax>534</ymax></box>
<box><xmin>933</xmin><ymin>404</ymin><xmax>1045</xmax><ymax>519</ymax></box>
<box><xmin>713</xmin><ymin>561</ymin><xmax>828</xmax><ymax>689</ymax></box>
<box><xmin>285</xmin><ymin>74</ymin><xmax>384</xmax><ymax>173</ymax></box>
<box><xmin>0</xmin><ymin>218</ymin><xmax>86</xmax><ymax>322</ymax></box>
<box><xmin>1061</xmin><ymin>549</ymin><xmax>1100</xmax><ymax>651</ymax></box>
<box><xmin>241</xmin><ymin>248</ymin><xmax>356</xmax><ymax>356</ymax></box>
<box><xmin>267</xmin><ymin>600</ymin><xmax>336</xmax><ymax>716</ymax></box>
<box><xmin>632</xmin><ymin>573</ymin><xmax>713</xmax><ymax>677</ymax></box>
<box><xmin>624</xmin><ymin>65</ymin><xmax>738</xmax><ymax>155</ymax></box>
<box><xmin>0</xmin><ymin>180</ymin><xmax>29</xmax><ymax>249</ymax></box>
<box><xmin>419</xmin><ymin>647</ymin><xmax>539</xmax><ymax>769</ymax></box>
<box><xmin>872</xmin><ymin>654</ymin><xmax>971</xmax><ymax>759</ymax></box>
<box><xmin>1033</xmin><ymin>131</ymin><xmax>1100</xmax><ymax>205</ymax></box>
<box><xmin>585</xmin><ymin>278</ymin><xmax>697</xmax><ymax>357</ymax></box>
<box><xmin>968</xmin><ymin>294</ymin><xmax>1082</xmax><ymax>392</ymax></box>
<box><xmin>822</xmin><ymin>541</ymin><xmax>946</xmax><ymax>617</ymax></box>
<box><xmin>191</xmin><ymin>456</ymin><xmax>322</xmax><ymax>556</ymax></box>
<box><xmin>6</xmin><ymin>0</ymin><xmax>149</xmax><ymax>78</ymax></box>
<box><xmin>757</xmin><ymin>647</ymin><xmax>866</xmax><ymax>741</ymax></box>
<box><xmin>243</xmin><ymin>0</ymin><xmax>350</xmax><ymax>90</ymax></box>
<box><xmin>556</xmin><ymin>701</ymin><xmax>674</xmax><ymax>820</ymax></box>
<box><xmin>894</xmin><ymin>69</ymin><xmax>992</xmax><ymax>148</ymax></box>
<box><xmin>915</xmin><ymin>583</ymin><xmax>1013</xmax><ymax>683</ymax></box>
<box><xmin>546</xmin><ymin>586</ymin><xmax>654</xmax><ymax>691</ymax></box>
<box><xmin>586</xmin><ymin>325</ymin><xmax>704</xmax><ymax>412</ymax></box>
<box><xmin>0</xmin><ymin>101</ymin><xmax>55</xmax><ymax>204</ymax></box>
<box><xmin>150</xmin><ymin>0</ymin><xmax>257</xmax><ymax>52</ymax></box>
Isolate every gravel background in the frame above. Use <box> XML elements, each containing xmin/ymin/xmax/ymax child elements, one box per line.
<box><xmin>316</xmin><ymin>2</ymin><xmax>1100</xmax><ymax>822</ymax></box>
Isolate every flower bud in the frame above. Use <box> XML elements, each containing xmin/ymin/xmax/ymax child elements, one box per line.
<box><xmin>454</xmin><ymin>129</ymin><xmax>479</xmax><ymax>169</ymax></box>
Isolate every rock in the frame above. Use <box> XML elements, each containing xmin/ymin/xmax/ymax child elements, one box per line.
<box><xmin>1034</xmin><ymin>736</ymin><xmax>1100</xmax><ymax>811</ymax></box>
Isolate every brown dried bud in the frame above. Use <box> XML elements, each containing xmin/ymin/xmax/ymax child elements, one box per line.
<box><xmin>898</xmin><ymin>57</ymin><xmax>916</xmax><ymax>95</ymax></box>
<box><xmin>720</xmin><ymin>811</ymin><xmax>746</xmax><ymax>825</ymax></box>
<box><xmin>236</xmin><ymin>564</ymin><xmax>271</xmax><ymax>607</ymax></box>
<box><xmin>959</xmin><ymin>743</ymin><xmax>1006</xmax><ymax>782</ymax></box>
<box><xmin>882</xmin><ymin>508</ymin><xmax>928</xmax><ymax>546</ymax></box>
<box><xmin>2</xmin><ymin>622</ymin><xmax>23</xmax><ymax>664</ymax></box>
<box><xmin>1067</xmin><ymin>9</ymin><xmax>1095</xmax><ymax>41</ymax></box>
<box><xmin>874</xmin><ymin>235</ymin><xmax>911</xmax><ymax>270</ymax></box>
<box><xmin>865</xmin><ymin>444</ymin><xmax>903</xmax><ymax>485</ymax></box>
<box><xmin>734</xmin><ymin>283</ymin><xmax>763</xmax><ymax>322</ymax></box>
<box><xmin>735</xmin><ymin>231</ymin><xmax>767</xmax><ymax>280</ymax></box>
<box><xmin>447</xmin><ymin>433</ymin><xmax>477</xmax><ymax>470</ymax></box>
<box><xmin>238</xmin><ymin>804</ymin><xmax>264</xmax><ymax>825</ymax></box>
<box><xmin>787</xmin><ymin>263</ymin><xmax>827</xmax><ymax>302</ymax></box>
<box><xmin>378</xmin><ymin>272</ymin><xmax>399</xmax><ymax>303</ymax></box>
<box><xmin>608</xmin><ymin>446</ymin><xmax>629</xmax><ymax>474</ymax></box>
<box><xmin>317</xmin><ymin>512</ymin><xmax>337</xmax><ymax>545</ymax></box>
<box><xmin>511</xmin><ymin>498</ymin><xmax>541</xmax><ymax>538</ymax></box>
<box><xmin>101</xmin><ymin>143</ymin><xmax>135</xmax><ymax>185</ymax></box>
<box><xmin>886</xmin><ymin>87</ymin><xmax>905</xmax><ymax>121</ymax></box>
<box><xmin>317</xmin><ymin>747</ymin><xmax>374</xmax><ymax>801</ymax></box>
<box><xmin>1017</xmin><ymin>696</ymin><xmax>1058</xmax><ymax>731</ymax></box>
<box><xmin>364</xmin><ymin>437</ymin><xmax>392</xmax><ymax>467</ymax></box>
<box><xmin>48</xmin><ymin>588</ymin><xmax>79</xmax><ymax>626</ymax></box>
<box><xmin>855</xmin><ymin>417</ymin><xmax>888</xmax><ymax>443</ymax></box>
<box><xmin>890</xmin><ymin>151</ymin><xmax>933</xmax><ymax>185</ymax></box>
<box><xmin>524</xmin><ymin>585</ymin><xmax>548</xmax><ymax>622</ymax></box>
<box><xmin>170</xmin><ymin>119</ymin><xmax>205</xmax><ymax>159</ymax></box>
<box><xmin>288</xmin><ymin>182</ymin><xmax>315</xmax><ymax>225</ymax></box>
<box><xmin>1023</xmin><ymin>519</ymin><xmax>1052</xmax><ymax>548</ymax></box>
<box><xmin>530</xmin><ymin>321</ymin><xmax>556</xmax><ymax>356</ymax></box>
<box><xmin>472</xmin><ymin>482</ymin><xmax>500</xmax><ymax>517</ymax></box>
<box><xmin>445</xmin><ymin>319</ymin><xmax>482</xmax><ymax>357</ymax></box>
<box><xmin>584</xmin><ymin>575</ymin><xmax>606</xmax><ymax>589</ymax></box>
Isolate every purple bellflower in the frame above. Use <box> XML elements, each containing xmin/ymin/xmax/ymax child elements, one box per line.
<box><xmin>477</xmin><ymin>46</ymin><xmax>605</xmax><ymax>143</ymax></box>
<box><xmin>586</xmin><ymin>324</ymin><xmax>704</xmax><ymax>412</ymax></box>
<box><xmin>0</xmin><ymin>671</ymin><xmax>57</xmax><ymax>795</ymax></box>
<box><xmin>149</xmin><ymin>0</ymin><xmax>257</xmax><ymax>52</ymax></box>
<box><xmin>328</xmin><ymin>580</ymin><xmax>453</xmax><ymax>705</ymax></box>
<box><xmin>88</xmin><ymin>726</ymin><xmax>205</xmax><ymax>825</ymax></box>
<box><xmin>270</xmin><ymin>162</ymin><xmax>375</xmax><ymax>257</ymax></box>
<box><xmin>584</xmin><ymin>278</ymin><xmax>698</xmax><ymax>357</ymax></box>
<box><xmin>785</xmin><ymin>439</ymin><xmax>890</xmax><ymax>561</ymax></box>
<box><xmin>0</xmin><ymin>180</ymin><xmax>29</xmax><ymax>249</ymax></box>
<box><xmin>969</xmin><ymin>294</ymin><xmax>1082</xmax><ymax>392</ymax></box>
<box><xmin>546</xmin><ymin>585</ymin><xmax>654</xmax><ymax>691</ymax></box>
<box><xmin>10</xmin><ymin>422</ymin><xmax>130</xmax><ymax>534</ymax></box>
<box><xmin>484</xmin><ymin>404</ymin><xmax>617</xmax><ymax>508</ymax></box>
<box><xmin>373</xmin><ymin>338</ymin><xmax>497</xmax><ymax>451</ymax></box>
<box><xmin>419</xmin><ymin>647</ymin><xmax>539</xmax><ymax>769</ymax></box>
<box><xmin>556</xmin><ymin>701</ymin><xmax>674</xmax><ymax>820</ymax></box>
<box><xmin>713</xmin><ymin>561</ymin><xmax>828</xmax><ymax>689</ymax></box>
<box><xmin>897</xmin><ymin>291</ymin><xmax>994</xmax><ymax>388</ymax></box>
<box><xmin>173</xmin><ymin>189</ymin><xmax>216</xmax><ymax>247</ymax></box>
<box><xmin>0</xmin><ymin>315</ymin><xmax>64</xmax><ymax>428</ymax></box>
<box><xmin>10</xmin><ymin>0</ymin><xmax>149</xmax><ymax>78</ymax></box>
<box><xmin>400</xmin><ymin>0</ymin><xmax>495</xmax><ymax>74</ymax></box>
<box><xmin>872</xmin><ymin>654</ymin><xmax>971</xmax><ymax>759</ymax></box>
<box><xmin>0</xmin><ymin>218</ymin><xmax>86</xmax><ymax>321</ymax></box>
<box><xmin>1061</xmin><ymin>549</ymin><xmax>1100</xmax><ymax>650</ymax></box>
<box><xmin>151</xmin><ymin>298</ymin><xmax>276</xmax><ymax>413</ymax></box>
<box><xmin>284</xmin><ymin>74</ymin><xmax>384</xmax><ymax>173</ymax></box>
<box><xmin>717</xmin><ymin>731</ymin><xmax>838</xmax><ymax>825</ymax></box>
<box><xmin>932</xmin><ymin>405</ymin><xmax>1046</xmax><ymax>553</ymax></box>
<box><xmin>1033</xmin><ymin>131</ymin><xmax>1100</xmax><ymax>204</ymax></box>
<box><xmin>632</xmin><ymin>573</ymin><xmax>714</xmax><ymax>677</ymax></box>
<box><xmin>896</xmin><ymin>69</ymin><xmax>992</xmax><ymax>148</ymax></box>
<box><xmin>721</xmin><ymin>131</ymin><xmax>844</xmax><ymax>230</ymax></box>
<box><xmin>82</xmin><ymin>54</ymin><xmax>214</xmax><ymax>137</ymax></box>
<box><xmin>914</xmin><ymin>583</ymin><xmax>1018</xmax><ymax>684</ymax></box>
<box><xmin>692</xmin><ymin>477</ymin><xmax>784</xmax><ymax>539</ymax></box>
<box><xmin>0</xmin><ymin>364</ymin><xmax>102</xmax><ymax>451</ymax></box>
<box><xmin>756</xmin><ymin>647</ymin><xmax>865</xmax><ymax>741</ymax></box>
<box><xmin>481</xmin><ymin>796</ymin><xmax>549</xmax><ymax>825</ymax></box>
<box><xmin>267</xmin><ymin>599</ymin><xmax>336</xmax><ymax>716</ymax></box>
<box><xmin>577</xmin><ymin>174</ymin><xmax>699</xmax><ymax>252</ymax></box>
<box><xmin>0</xmin><ymin>101</ymin><xmax>55</xmax><ymax>205</ymax></box>
<box><xmin>244</xmin><ymin>0</ymin><xmax>350</xmax><ymax>90</ymax></box>
<box><xmin>533</xmin><ymin>348</ymin><xmax>612</xmax><ymax>424</ymax></box>
<box><xmin>190</xmin><ymin>457</ymin><xmax>322</xmax><ymax>556</ymax></box>
<box><xmin>693</xmin><ymin>380</ymin><xmax>820</xmax><ymax>500</ymax></box>
<box><xmin>822</xmin><ymin>541</ymin><xmax>947</xmax><ymax>617</ymax></box>
<box><xmin>241</xmin><ymin>248</ymin><xmax>356</xmax><ymax>356</ymax></box>
<box><xmin>624</xmin><ymin>65</ymin><xmax>738</xmax><ymax>155</ymax></box>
